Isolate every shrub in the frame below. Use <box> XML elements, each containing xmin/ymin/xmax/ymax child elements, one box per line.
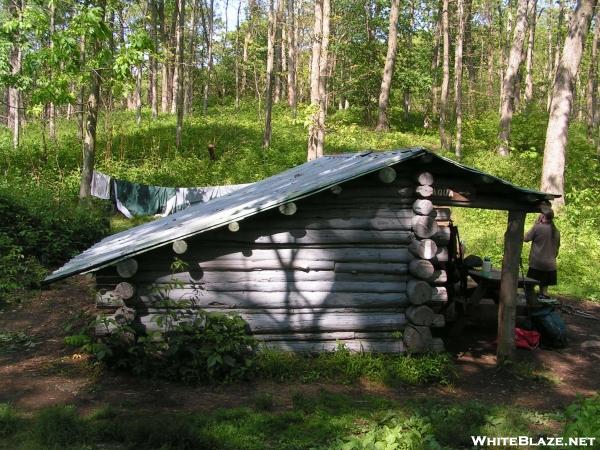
<box><xmin>564</xmin><ymin>395</ymin><xmax>600</xmax><ymax>439</ymax></box>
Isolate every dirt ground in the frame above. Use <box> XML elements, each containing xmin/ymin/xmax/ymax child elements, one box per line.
<box><xmin>1</xmin><ymin>276</ymin><xmax>599</xmax><ymax>414</ymax></box>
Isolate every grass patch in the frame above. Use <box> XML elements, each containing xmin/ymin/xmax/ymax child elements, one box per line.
<box><xmin>0</xmin><ymin>391</ymin><xmax>576</xmax><ymax>449</ymax></box>
<box><xmin>255</xmin><ymin>347</ymin><xmax>455</xmax><ymax>386</ymax></box>
<box><xmin>0</xmin><ymin>331</ymin><xmax>38</xmax><ymax>354</ymax></box>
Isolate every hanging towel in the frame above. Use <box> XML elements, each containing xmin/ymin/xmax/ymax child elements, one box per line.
<box><xmin>91</xmin><ymin>171</ymin><xmax>112</xmax><ymax>200</ymax></box>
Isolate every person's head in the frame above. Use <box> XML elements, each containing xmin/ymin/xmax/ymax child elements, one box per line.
<box><xmin>539</xmin><ymin>205</ymin><xmax>554</xmax><ymax>224</ymax></box>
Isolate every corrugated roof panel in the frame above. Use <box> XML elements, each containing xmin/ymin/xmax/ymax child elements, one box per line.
<box><xmin>44</xmin><ymin>148</ymin><xmax>558</xmax><ymax>283</ymax></box>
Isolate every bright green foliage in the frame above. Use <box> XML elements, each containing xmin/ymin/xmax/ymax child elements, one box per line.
<box><xmin>563</xmin><ymin>395</ymin><xmax>600</xmax><ymax>440</ymax></box>
<box><xmin>33</xmin><ymin>405</ymin><xmax>86</xmax><ymax>449</ymax></box>
<box><xmin>255</xmin><ymin>347</ymin><xmax>454</xmax><ymax>386</ymax></box>
<box><xmin>0</xmin><ymin>404</ymin><xmax>20</xmax><ymax>438</ymax></box>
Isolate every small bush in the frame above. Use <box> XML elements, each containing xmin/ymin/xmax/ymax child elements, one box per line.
<box><xmin>564</xmin><ymin>395</ymin><xmax>600</xmax><ymax>439</ymax></box>
<box><xmin>0</xmin><ymin>403</ymin><xmax>20</xmax><ymax>437</ymax></box>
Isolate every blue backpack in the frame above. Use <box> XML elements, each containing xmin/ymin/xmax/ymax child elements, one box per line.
<box><xmin>530</xmin><ymin>307</ymin><xmax>568</xmax><ymax>348</ymax></box>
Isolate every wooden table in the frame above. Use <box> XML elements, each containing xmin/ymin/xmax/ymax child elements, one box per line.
<box><xmin>468</xmin><ymin>268</ymin><xmax>541</xmax><ymax>306</ymax></box>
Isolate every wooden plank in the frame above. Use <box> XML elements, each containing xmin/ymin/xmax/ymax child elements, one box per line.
<box><xmin>259</xmin><ymin>339</ymin><xmax>405</xmax><ymax>353</ymax></box>
<box><xmin>245</xmin><ymin>216</ymin><xmax>416</xmax><ymax>231</ymax></box>
<box><xmin>138</xmin><ymin>290</ymin><xmax>410</xmax><ymax>309</ymax></box>
<box><xmin>211</xmin><ymin>229</ymin><xmax>414</xmax><ymax>245</ymax></box>
<box><xmin>139</xmin><ymin>311</ymin><xmax>409</xmax><ymax>334</ymax></box>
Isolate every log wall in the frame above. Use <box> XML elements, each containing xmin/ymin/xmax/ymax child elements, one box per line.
<box><xmin>95</xmin><ymin>167</ymin><xmax>451</xmax><ymax>354</ymax></box>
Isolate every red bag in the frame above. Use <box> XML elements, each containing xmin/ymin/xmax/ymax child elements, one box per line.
<box><xmin>515</xmin><ymin>328</ymin><xmax>540</xmax><ymax>349</ymax></box>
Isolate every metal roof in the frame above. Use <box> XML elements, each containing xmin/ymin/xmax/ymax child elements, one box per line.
<box><xmin>44</xmin><ymin>148</ymin><xmax>558</xmax><ymax>283</ymax></box>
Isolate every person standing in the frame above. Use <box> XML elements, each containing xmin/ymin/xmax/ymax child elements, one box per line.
<box><xmin>524</xmin><ymin>208</ymin><xmax>560</xmax><ymax>298</ymax></box>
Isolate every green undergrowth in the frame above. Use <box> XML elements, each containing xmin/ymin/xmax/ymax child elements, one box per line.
<box><xmin>1</xmin><ymin>391</ymin><xmax>594</xmax><ymax>449</ymax></box>
<box><xmin>255</xmin><ymin>347</ymin><xmax>454</xmax><ymax>386</ymax></box>
<box><xmin>1</xmin><ymin>102</ymin><xmax>600</xmax><ymax>301</ymax></box>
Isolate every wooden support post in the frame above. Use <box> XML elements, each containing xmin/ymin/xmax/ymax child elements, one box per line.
<box><xmin>496</xmin><ymin>209</ymin><xmax>526</xmax><ymax>365</ymax></box>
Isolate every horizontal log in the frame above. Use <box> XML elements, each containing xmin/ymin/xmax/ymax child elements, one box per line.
<box><xmin>211</xmin><ymin>229</ymin><xmax>414</xmax><ymax>245</ymax></box>
<box><xmin>415</xmin><ymin>185</ymin><xmax>434</xmax><ymax>198</ymax></box>
<box><xmin>413</xmin><ymin>199</ymin><xmax>434</xmax><ymax>216</ymax></box>
<box><xmin>144</xmin><ymin>280</ymin><xmax>408</xmax><ymax>293</ymax></box>
<box><xmin>431</xmin><ymin>247</ymin><xmax>449</xmax><ymax>263</ymax></box>
<box><xmin>430</xmin><ymin>270</ymin><xmax>448</xmax><ymax>284</ymax></box>
<box><xmin>256</xmin><ymin>331</ymin><xmax>403</xmax><ymax>341</ymax></box>
<box><xmin>132</xmin><ymin>270</ymin><xmax>409</xmax><ymax>284</ymax></box>
<box><xmin>259</xmin><ymin>339</ymin><xmax>405</xmax><ymax>353</ymax></box>
<box><xmin>431</xmin><ymin>314</ymin><xmax>445</xmax><ymax>328</ymax></box>
<box><xmin>147</xmin><ymin>307</ymin><xmax>407</xmax><ymax>315</ymax></box>
<box><xmin>243</xmin><ymin>216</ymin><xmax>416</xmax><ymax>231</ymax></box>
<box><xmin>409</xmin><ymin>239</ymin><xmax>438</xmax><ymax>260</ymax></box>
<box><xmin>144</xmin><ymin>247</ymin><xmax>415</xmax><ymax>264</ymax></box>
<box><xmin>434</xmin><ymin>208</ymin><xmax>452</xmax><ymax>221</ymax></box>
<box><xmin>412</xmin><ymin>215</ymin><xmax>439</xmax><ymax>239</ymax></box>
<box><xmin>139</xmin><ymin>290</ymin><xmax>410</xmax><ymax>309</ymax></box>
<box><xmin>333</xmin><ymin>262</ymin><xmax>408</xmax><ymax>274</ymax></box>
<box><xmin>431</xmin><ymin>287</ymin><xmax>448</xmax><ymax>302</ymax></box>
<box><xmin>407</xmin><ymin>280</ymin><xmax>433</xmax><ymax>305</ymax></box>
<box><xmin>140</xmin><ymin>311</ymin><xmax>408</xmax><ymax>334</ymax></box>
<box><xmin>116</xmin><ymin>259</ymin><xmax>138</xmax><ymax>278</ymax></box>
<box><xmin>408</xmin><ymin>259</ymin><xmax>435</xmax><ymax>280</ymax></box>
<box><xmin>403</xmin><ymin>324</ymin><xmax>433</xmax><ymax>353</ymax></box>
<box><xmin>406</xmin><ymin>305</ymin><xmax>435</xmax><ymax>326</ymax></box>
<box><xmin>114</xmin><ymin>282</ymin><xmax>136</xmax><ymax>300</ymax></box>
<box><xmin>415</xmin><ymin>172</ymin><xmax>434</xmax><ymax>186</ymax></box>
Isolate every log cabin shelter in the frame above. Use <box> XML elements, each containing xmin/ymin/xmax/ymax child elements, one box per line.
<box><xmin>44</xmin><ymin>148</ymin><xmax>559</xmax><ymax>356</ymax></box>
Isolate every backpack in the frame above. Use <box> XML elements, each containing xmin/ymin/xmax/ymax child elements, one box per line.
<box><xmin>530</xmin><ymin>307</ymin><xmax>568</xmax><ymax>348</ymax></box>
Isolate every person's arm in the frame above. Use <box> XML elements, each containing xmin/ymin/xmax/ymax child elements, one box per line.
<box><xmin>524</xmin><ymin>225</ymin><xmax>536</xmax><ymax>242</ymax></box>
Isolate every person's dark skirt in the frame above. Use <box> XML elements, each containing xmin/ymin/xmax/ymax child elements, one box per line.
<box><xmin>527</xmin><ymin>267</ymin><xmax>557</xmax><ymax>286</ymax></box>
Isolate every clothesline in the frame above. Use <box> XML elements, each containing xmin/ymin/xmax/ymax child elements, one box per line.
<box><xmin>91</xmin><ymin>171</ymin><xmax>250</xmax><ymax>218</ymax></box>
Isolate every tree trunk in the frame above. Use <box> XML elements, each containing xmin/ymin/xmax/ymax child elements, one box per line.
<box><xmin>497</xmin><ymin>0</ymin><xmax>532</xmax><ymax>156</ymax></box>
<box><xmin>184</xmin><ymin>0</ymin><xmax>198</xmax><ymax>114</ymax></box>
<box><xmin>287</xmin><ymin>0</ymin><xmax>297</xmax><ymax>115</ymax></box>
<box><xmin>439</xmin><ymin>0</ymin><xmax>450</xmax><ymax>150</ymax></box>
<box><xmin>427</xmin><ymin>8</ymin><xmax>442</xmax><ymax>126</ymax></box>
<box><xmin>79</xmin><ymin>0</ymin><xmax>106</xmax><ymax>200</ymax></box>
<box><xmin>375</xmin><ymin>0</ymin><xmax>400</xmax><ymax>131</ymax></box>
<box><xmin>402</xmin><ymin>0</ymin><xmax>415</xmax><ymax>119</ymax></box>
<box><xmin>548</xmin><ymin>0</ymin><xmax>565</xmax><ymax>112</ymax></box>
<box><xmin>201</xmin><ymin>0</ymin><xmax>214</xmax><ymax>115</ymax></box>
<box><xmin>454</xmin><ymin>0</ymin><xmax>465</xmax><ymax>158</ymax></box>
<box><xmin>524</xmin><ymin>0</ymin><xmax>537</xmax><ymax>104</ymax></box>
<box><xmin>235</xmin><ymin>0</ymin><xmax>241</xmax><ymax>108</ymax></box>
<box><xmin>586</xmin><ymin>9</ymin><xmax>599</xmax><ymax>136</ymax></box>
<box><xmin>541</xmin><ymin>0</ymin><xmax>597</xmax><ymax>205</ymax></box>
<box><xmin>496</xmin><ymin>210</ymin><xmax>526</xmax><ymax>364</ymax></box>
<box><xmin>48</xmin><ymin>0</ymin><xmax>56</xmax><ymax>140</ymax></box>
<box><xmin>273</xmin><ymin>0</ymin><xmax>284</xmax><ymax>103</ymax></box>
<box><xmin>174</xmin><ymin>0</ymin><xmax>186</xmax><ymax>148</ymax></box>
<box><xmin>307</xmin><ymin>0</ymin><xmax>330</xmax><ymax>160</ymax></box>
<box><xmin>159</xmin><ymin>0</ymin><xmax>170</xmax><ymax>113</ymax></box>
<box><xmin>135</xmin><ymin>66</ymin><xmax>143</xmax><ymax>125</ymax></box>
<box><xmin>241</xmin><ymin>0</ymin><xmax>257</xmax><ymax>95</ymax></box>
<box><xmin>150</xmin><ymin>0</ymin><xmax>159</xmax><ymax>118</ymax></box>
<box><xmin>263</xmin><ymin>0</ymin><xmax>276</xmax><ymax>148</ymax></box>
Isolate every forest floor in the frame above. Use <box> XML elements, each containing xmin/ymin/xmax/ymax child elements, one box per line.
<box><xmin>2</xmin><ymin>276</ymin><xmax>600</xmax><ymax>416</ymax></box>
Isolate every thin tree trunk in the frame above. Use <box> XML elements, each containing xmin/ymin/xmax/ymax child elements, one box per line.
<box><xmin>263</xmin><ymin>0</ymin><xmax>276</xmax><ymax>148</ymax></box>
<box><xmin>175</xmin><ymin>0</ymin><xmax>186</xmax><ymax>148</ymax></box>
<box><xmin>159</xmin><ymin>0</ymin><xmax>170</xmax><ymax>113</ymax></box>
<box><xmin>375</xmin><ymin>0</ymin><xmax>400</xmax><ymax>131</ymax></box>
<box><xmin>307</xmin><ymin>0</ymin><xmax>330</xmax><ymax>160</ymax></box>
<box><xmin>548</xmin><ymin>0</ymin><xmax>565</xmax><ymax>111</ymax></box>
<box><xmin>235</xmin><ymin>0</ymin><xmax>241</xmax><ymax>108</ymax></box>
<box><xmin>403</xmin><ymin>0</ymin><xmax>415</xmax><ymax>119</ymax></box>
<box><xmin>464</xmin><ymin>0</ymin><xmax>475</xmax><ymax>114</ymax></box>
<box><xmin>287</xmin><ymin>0</ymin><xmax>297</xmax><ymax>114</ymax></box>
<box><xmin>201</xmin><ymin>0</ymin><xmax>214</xmax><ymax>115</ymax></box>
<box><xmin>454</xmin><ymin>0</ymin><xmax>466</xmax><ymax>158</ymax></box>
<box><xmin>49</xmin><ymin>0</ymin><xmax>56</xmax><ymax>140</ymax></box>
<box><xmin>541</xmin><ymin>0</ymin><xmax>597</xmax><ymax>206</ymax></box>
<box><xmin>524</xmin><ymin>0</ymin><xmax>537</xmax><ymax>104</ymax></box>
<box><xmin>9</xmin><ymin>37</ymin><xmax>21</xmax><ymax>149</ymax></box>
<box><xmin>184</xmin><ymin>0</ymin><xmax>198</xmax><ymax>113</ymax></box>
<box><xmin>586</xmin><ymin>9</ymin><xmax>599</xmax><ymax>135</ymax></box>
<box><xmin>427</xmin><ymin>8</ymin><xmax>442</xmax><ymax>126</ymax></box>
<box><xmin>439</xmin><ymin>0</ymin><xmax>450</xmax><ymax>150</ymax></box>
<box><xmin>497</xmin><ymin>0</ymin><xmax>532</xmax><ymax>156</ymax></box>
<box><xmin>79</xmin><ymin>0</ymin><xmax>106</xmax><ymax>200</ymax></box>
<box><xmin>273</xmin><ymin>0</ymin><xmax>283</xmax><ymax>103</ymax></box>
<box><xmin>241</xmin><ymin>0</ymin><xmax>257</xmax><ymax>95</ymax></box>
<box><xmin>150</xmin><ymin>0</ymin><xmax>159</xmax><ymax>118</ymax></box>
